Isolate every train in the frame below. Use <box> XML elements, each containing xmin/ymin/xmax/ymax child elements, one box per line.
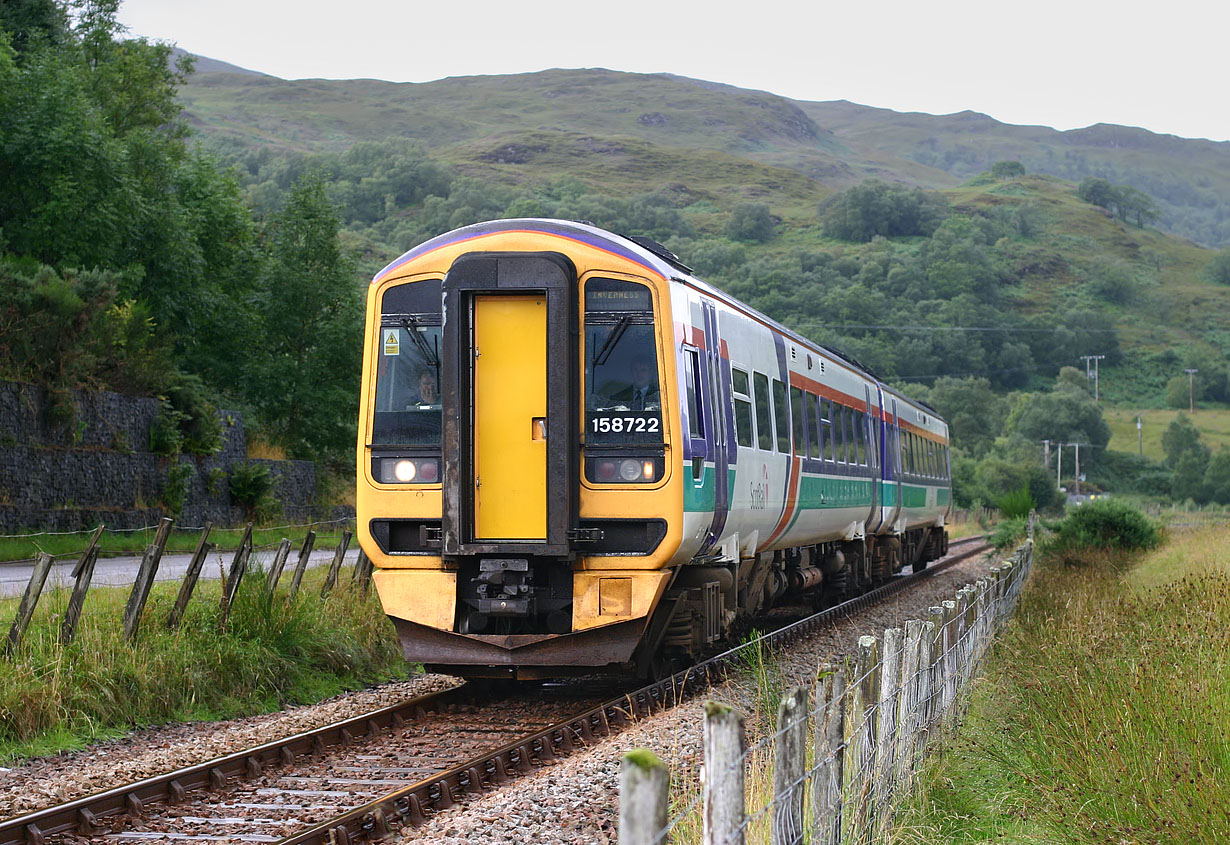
<box><xmin>356</xmin><ymin>219</ymin><xmax>952</xmax><ymax>679</ymax></box>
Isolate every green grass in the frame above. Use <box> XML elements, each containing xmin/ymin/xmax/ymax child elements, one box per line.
<box><xmin>893</xmin><ymin>524</ymin><xmax>1230</xmax><ymax>843</ymax></box>
<box><xmin>0</xmin><ymin>523</ymin><xmax>352</xmax><ymax>565</ymax></box>
<box><xmin>1104</xmin><ymin>407</ymin><xmax>1230</xmax><ymax>462</ymax></box>
<box><xmin>0</xmin><ymin>560</ymin><xmax>408</xmax><ymax>762</ymax></box>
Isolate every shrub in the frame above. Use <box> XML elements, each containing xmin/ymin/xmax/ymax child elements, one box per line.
<box><xmin>1047</xmin><ymin>498</ymin><xmax>1160</xmax><ymax>563</ymax></box>
<box><xmin>989</xmin><ymin>515</ymin><xmax>1029</xmax><ymax>551</ymax></box>
<box><xmin>161</xmin><ymin>461</ymin><xmax>195</xmax><ymax>516</ymax></box>
<box><xmin>228</xmin><ymin>462</ymin><xmax>278</xmax><ymax>522</ymax></box>
<box><xmin>996</xmin><ymin>486</ymin><xmax>1036</xmax><ymax>519</ymax></box>
<box><xmin>149</xmin><ymin>401</ymin><xmax>186</xmax><ymax>456</ymax></box>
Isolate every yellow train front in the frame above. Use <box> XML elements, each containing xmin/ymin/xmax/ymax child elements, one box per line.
<box><xmin>358</xmin><ymin>220</ymin><xmax>687</xmax><ymax>679</ymax></box>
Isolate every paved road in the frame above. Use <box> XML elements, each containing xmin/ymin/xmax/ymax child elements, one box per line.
<box><xmin>0</xmin><ymin>547</ymin><xmax>361</xmax><ymax>599</ymax></box>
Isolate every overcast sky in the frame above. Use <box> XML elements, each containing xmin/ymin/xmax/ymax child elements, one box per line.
<box><xmin>116</xmin><ymin>0</ymin><xmax>1229</xmax><ymax>143</ymax></box>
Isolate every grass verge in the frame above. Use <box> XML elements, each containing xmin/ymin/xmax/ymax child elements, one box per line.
<box><xmin>893</xmin><ymin>523</ymin><xmax>1230</xmax><ymax>843</ymax></box>
<box><xmin>0</xmin><ymin>563</ymin><xmax>408</xmax><ymax>763</ymax></box>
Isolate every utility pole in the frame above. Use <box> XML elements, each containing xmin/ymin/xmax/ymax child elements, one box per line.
<box><xmin>1074</xmin><ymin>443</ymin><xmax>1081</xmax><ymax>498</ymax></box>
<box><xmin>1137</xmin><ymin>416</ymin><xmax>1143</xmax><ymax>456</ymax></box>
<box><xmin>1043</xmin><ymin>439</ymin><xmax>1050</xmax><ymax>469</ymax></box>
<box><xmin>1081</xmin><ymin>354</ymin><xmax>1106</xmax><ymax>401</ymax></box>
<box><xmin>1056</xmin><ymin>442</ymin><xmax>1064</xmax><ymax>492</ymax></box>
<box><xmin>1184</xmin><ymin>368</ymin><xmax>1198</xmax><ymax>413</ymax></box>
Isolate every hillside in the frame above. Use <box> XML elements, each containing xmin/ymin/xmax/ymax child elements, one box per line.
<box><xmin>180</xmin><ymin>65</ymin><xmax>1230</xmax><ymax>248</ymax></box>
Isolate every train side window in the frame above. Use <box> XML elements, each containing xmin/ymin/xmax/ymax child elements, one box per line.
<box><xmin>732</xmin><ymin>367</ymin><xmax>753</xmax><ymax>448</ymax></box>
<box><xmin>790</xmin><ymin>386</ymin><xmax>806</xmax><ymax>455</ymax></box>
<box><xmin>821</xmin><ymin>399</ymin><xmax>835</xmax><ymax>462</ymax></box>
<box><xmin>683</xmin><ymin>349</ymin><xmax>703</xmax><ymax>439</ymax></box>
<box><xmin>805</xmin><ymin>392</ymin><xmax>820</xmax><ymax>459</ymax></box>
<box><xmin>858</xmin><ymin>411</ymin><xmax>868</xmax><ymax>466</ymax></box>
<box><xmin>842</xmin><ymin>407</ymin><xmax>852</xmax><ymax>464</ymax></box>
<box><xmin>753</xmin><ymin>372</ymin><xmax>773</xmax><ymax>451</ymax></box>
<box><xmin>772</xmin><ymin>379</ymin><xmax>790</xmax><ymax>453</ymax></box>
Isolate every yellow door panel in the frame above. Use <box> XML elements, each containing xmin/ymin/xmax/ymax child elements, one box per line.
<box><xmin>474</xmin><ymin>295</ymin><xmax>547</xmax><ymax>540</ymax></box>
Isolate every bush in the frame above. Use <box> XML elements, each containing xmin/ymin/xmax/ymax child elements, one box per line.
<box><xmin>228</xmin><ymin>462</ymin><xmax>278</xmax><ymax>522</ymax></box>
<box><xmin>1047</xmin><ymin>499</ymin><xmax>1160</xmax><ymax>563</ymax></box>
<box><xmin>996</xmin><ymin>486</ymin><xmax>1036</xmax><ymax>519</ymax></box>
<box><xmin>161</xmin><ymin>461</ymin><xmax>195</xmax><ymax>515</ymax></box>
<box><xmin>989</xmin><ymin>515</ymin><xmax>1029</xmax><ymax>551</ymax></box>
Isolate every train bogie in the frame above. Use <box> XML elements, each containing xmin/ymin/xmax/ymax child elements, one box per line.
<box><xmin>356</xmin><ymin>220</ymin><xmax>953</xmax><ymax>679</ymax></box>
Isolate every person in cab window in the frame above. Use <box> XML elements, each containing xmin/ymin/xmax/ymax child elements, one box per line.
<box><xmin>600</xmin><ymin>355</ymin><xmax>660</xmax><ymax>411</ymax></box>
<box><xmin>414</xmin><ymin>371</ymin><xmax>438</xmax><ymax>406</ymax></box>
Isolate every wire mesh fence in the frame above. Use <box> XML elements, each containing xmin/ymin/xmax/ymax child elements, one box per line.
<box><xmin>621</xmin><ymin>515</ymin><xmax>1036</xmax><ymax>845</ymax></box>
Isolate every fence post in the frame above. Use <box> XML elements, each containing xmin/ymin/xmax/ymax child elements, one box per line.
<box><xmin>844</xmin><ymin>635</ymin><xmax>880</xmax><ymax>843</ymax></box>
<box><xmin>167</xmin><ymin>523</ymin><xmax>213</xmax><ymax>630</ymax></box>
<box><xmin>939</xmin><ymin>600</ymin><xmax>958</xmax><ymax>719</ymax></box>
<box><xmin>266</xmin><ymin>538</ymin><xmax>293</xmax><ymax>593</ymax></box>
<box><xmin>288</xmin><ymin>530</ymin><xmax>316</xmax><ymax>598</ymax></box>
<box><xmin>703</xmin><ymin>701</ymin><xmax>746</xmax><ymax>845</ymax></box>
<box><xmin>619</xmin><ymin>749</ymin><xmax>669</xmax><ymax>845</ymax></box>
<box><xmin>897</xmin><ymin>620</ymin><xmax>924</xmax><ymax>789</ymax></box>
<box><xmin>772</xmin><ymin>685</ymin><xmax>809</xmax><ymax>845</ymax></box>
<box><xmin>219</xmin><ymin>522</ymin><xmax>254</xmax><ymax>624</ymax></box>
<box><xmin>5</xmin><ymin>552</ymin><xmax>55</xmax><ymax>657</ymax></box>
<box><xmin>915</xmin><ymin>619</ymin><xmax>937</xmax><ymax>762</ymax></box>
<box><xmin>874</xmin><ymin>627</ymin><xmax>902</xmax><ymax>827</ymax></box>
<box><xmin>60</xmin><ymin>524</ymin><xmax>104</xmax><ymax>645</ymax></box>
<box><xmin>320</xmin><ymin>530</ymin><xmax>352</xmax><ymax>598</ymax></box>
<box><xmin>353</xmin><ymin>549</ymin><xmax>373</xmax><ymax>594</ymax></box>
<box><xmin>812</xmin><ymin>666</ymin><xmax>846</xmax><ymax>845</ymax></box>
<box><xmin>123</xmin><ymin>517</ymin><xmax>173</xmax><ymax>641</ymax></box>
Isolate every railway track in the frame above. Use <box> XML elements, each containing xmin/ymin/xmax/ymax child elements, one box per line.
<box><xmin>1</xmin><ymin>536</ymin><xmax>989</xmax><ymax>844</ymax></box>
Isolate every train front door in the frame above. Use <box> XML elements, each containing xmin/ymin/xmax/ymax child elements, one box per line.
<box><xmin>472</xmin><ymin>295</ymin><xmax>547</xmax><ymax>540</ymax></box>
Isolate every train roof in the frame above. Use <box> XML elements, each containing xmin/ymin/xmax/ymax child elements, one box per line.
<box><xmin>375</xmin><ymin>218</ymin><xmax>945</xmax><ymax>429</ymax></box>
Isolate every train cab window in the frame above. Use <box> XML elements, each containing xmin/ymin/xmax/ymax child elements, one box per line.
<box><xmin>805</xmin><ymin>392</ymin><xmax>821</xmax><ymax>459</ymax></box>
<box><xmin>753</xmin><ymin>372</ymin><xmax>773</xmax><ymax>451</ymax></box>
<box><xmin>372</xmin><ymin>280</ymin><xmax>443</xmax><ymax>447</ymax></box>
<box><xmin>584</xmin><ymin>278</ymin><xmax>663</xmax><ymax>446</ymax></box>
<box><xmin>772</xmin><ymin>379</ymin><xmax>790</xmax><ymax>453</ymax></box>
<box><xmin>683</xmin><ymin>349</ymin><xmax>703</xmax><ymax>439</ymax></box>
<box><xmin>732</xmin><ymin>367</ymin><xmax>753</xmax><ymax>448</ymax></box>
<box><xmin>790</xmin><ymin>386</ymin><xmax>806</xmax><ymax>455</ymax></box>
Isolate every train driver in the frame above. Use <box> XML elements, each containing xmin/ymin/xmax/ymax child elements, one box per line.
<box><xmin>596</xmin><ymin>354</ymin><xmax>660</xmax><ymax>411</ymax></box>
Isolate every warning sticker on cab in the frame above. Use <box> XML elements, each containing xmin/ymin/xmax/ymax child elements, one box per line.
<box><xmin>383</xmin><ymin>329</ymin><xmax>399</xmax><ymax>356</ymax></box>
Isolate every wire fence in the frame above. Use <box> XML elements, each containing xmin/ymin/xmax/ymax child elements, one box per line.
<box><xmin>621</xmin><ymin>515</ymin><xmax>1036</xmax><ymax>845</ymax></box>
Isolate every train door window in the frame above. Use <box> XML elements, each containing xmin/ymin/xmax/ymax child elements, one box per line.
<box><xmin>372</xmin><ymin>279</ymin><xmax>443</xmax><ymax>446</ymax></box>
<box><xmin>855</xmin><ymin>411</ymin><xmax>866</xmax><ymax>466</ymax></box>
<box><xmin>841</xmin><ymin>406</ymin><xmax>852</xmax><ymax>464</ymax></box>
<box><xmin>753</xmin><ymin>372</ymin><xmax>773</xmax><ymax>451</ymax></box>
<box><xmin>732</xmin><ymin>367</ymin><xmax>753</xmax><ymax>448</ymax></box>
<box><xmin>682</xmin><ymin>349</ymin><xmax>703</xmax><ymax>440</ymax></box>
<box><xmin>805</xmin><ymin>392</ymin><xmax>820</xmax><ymax>459</ymax></box>
<box><xmin>821</xmin><ymin>399</ymin><xmax>835</xmax><ymax>463</ymax></box>
<box><xmin>772</xmin><ymin>379</ymin><xmax>790</xmax><ymax>453</ymax></box>
<box><xmin>790</xmin><ymin>386</ymin><xmax>806</xmax><ymax>454</ymax></box>
<box><xmin>929</xmin><ymin>441</ymin><xmax>937</xmax><ymax>478</ymax></box>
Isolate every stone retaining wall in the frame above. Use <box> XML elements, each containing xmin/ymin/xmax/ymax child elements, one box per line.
<box><xmin>0</xmin><ymin>381</ymin><xmax>335</xmax><ymax>530</ymax></box>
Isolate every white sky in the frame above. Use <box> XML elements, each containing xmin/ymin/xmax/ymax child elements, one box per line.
<box><xmin>116</xmin><ymin>0</ymin><xmax>1230</xmax><ymax>143</ymax></box>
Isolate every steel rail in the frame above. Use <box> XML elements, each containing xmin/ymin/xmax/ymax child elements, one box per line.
<box><xmin>278</xmin><ymin>536</ymin><xmax>990</xmax><ymax>844</ymax></box>
<box><xmin>0</xmin><ymin>536</ymin><xmax>988</xmax><ymax>845</ymax></box>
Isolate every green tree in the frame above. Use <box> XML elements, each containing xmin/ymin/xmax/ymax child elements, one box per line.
<box><xmin>1165</xmin><ymin>375</ymin><xmax>1199</xmax><ymax>410</ymax></box>
<box><xmin>901</xmin><ymin>376</ymin><xmax>1006</xmax><ymax>458</ymax></box>
<box><xmin>725</xmin><ymin>202</ymin><xmax>774</xmax><ymax>242</ymax></box>
<box><xmin>990</xmin><ymin>161</ymin><xmax>1025</xmax><ymax>179</ymax></box>
<box><xmin>1160</xmin><ymin>413</ymin><xmax>1208</xmax><ymax>468</ymax></box>
<box><xmin>1204</xmin><ymin>249</ymin><xmax>1230</xmax><ymax>286</ymax></box>
<box><xmin>818</xmin><ymin>180</ymin><xmax>949</xmax><ymax>242</ymax></box>
<box><xmin>1204</xmin><ymin>450</ymin><xmax>1230</xmax><ymax>504</ymax></box>
<box><xmin>1076</xmin><ymin>177</ymin><xmax>1116</xmax><ymax>209</ymax></box>
<box><xmin>1008</xmin><ymin>376</ymin><xmax>1111</xmax><ymax>466</ymax></box>
<box><xmin>245</xmin><ymin>172</ymin><xmax>362</xmax><ymax>464</ymax></box>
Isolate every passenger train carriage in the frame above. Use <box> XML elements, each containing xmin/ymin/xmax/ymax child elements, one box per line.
<box><xmin>357</xmin><ymin>219</ymin><xmax>952</xmax><ymax>679</ymax></box>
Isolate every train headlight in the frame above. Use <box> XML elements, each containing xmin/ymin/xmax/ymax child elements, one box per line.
<box><xmin>618</xmin><ymin>459</ymin><xmax>642</xmax><ymax>481</ymax></box>
<box><xmin>377</xmin><ymin>457</ymin><xmax>440</xmax><ymax>484</ymax></box>
<box><xmin>585</xmin><ymin>455</ymin><xmax>663</xmax><ymax>484</ymax></box>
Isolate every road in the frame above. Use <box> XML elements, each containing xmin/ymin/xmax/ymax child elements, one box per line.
<box><xmin>0</xmin><ymin>546</ymin><xmax>361</xmax><ymax>599</ymax></box>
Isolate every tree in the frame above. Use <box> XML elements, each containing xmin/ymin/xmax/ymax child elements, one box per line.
<box><xmin>1204</xmin><ymin>450</ymin><xmax>1230</xmax><ymax>504</ymax></box>
<box><xmin>1008</xmin><ymin>377</ymin><xmax>1111</xmax><ymax>465</ymax></box>
<box><xmin>1165</xmin><ymin>375</ymin><xmax>1200</xmax><ymax>410</ymax></box>
<box><xmin>990</xmin><ymin>161</ymin><xmax>1025</xmax><ymax>179</ymax></box>
<box><xmin>1077</xmin><ymin>177</ymin><xmax>1116</xmax><ymax>209</ymax></box>
<box><xmin>1161</xmin><ymin>413</ymin><xmax>1208</xmax><ymax>469</ymax></box>
<box><xmin>244</xmin><ymin>172</ymin><xmax>362</xmax><ymax>464</ymax></box>
<box><xmin>818</xmin><ymin>180</ymin><xmax>949</xmax><ymax>242</ymax></box>
<box><xmin>1204</xmin><ymin>249</ymin><xmax>1230</xmax><ymax>286</ymax></box>
<box><xmin>725</xmin><ymin>202</ymin><xmax>774</xmax><ymax>243</ymax></box>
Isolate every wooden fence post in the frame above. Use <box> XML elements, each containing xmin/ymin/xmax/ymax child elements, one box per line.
<box><xmin>320</xmin><ymin>530</ymin><xmax>351</xmax><ymax>598</ymax></box>
<box><xmin>915</xmin><ymin>619</ymin><xmax>937</xmax><ymax>763</ymax></box>
<box><xmin>5</xmin><ymin>552</ymin><xmax>55</xmax><ymax>657</ymax></box>
<box><xmin>939</xmin><ymin>600</ymin><xmax>958</xmax><ymax>719</ymax></box>
<box><xmin>874</xmin><ymin>627</ymin><xmax>902</xmax><ymax>826</ymax></box>
<box><xmin>167</xmin><ymin>523</ymin><xmax>213</xmax><ymax>629</ymax></box>
<box><xmin>772</xmin><ymin>685</ymin><xmax>809</xmax><ymax>845</ymax></box>
<box><xmin>812</xmin><ymin>666</ymin><xmax>846</xmax><ymax>845</ymax></box>
<box><xmin>844</xmin><ymin>635</ymin><xmax>880</xmax><ymax>844</ymax></box>
<box><xmin>60</xmin><ymin>524</ymin><xmax>104</xmax><ymax>645</ymax></box>
<box><xmin>123</xmin><ymin>517</ymin><xmax>173</xmax><ymax>641</ymax></box>
<box><xmin>219</xmin><ymin>522</ymin><xmax>253</xmax><ymax>624</ymax></box>
<box><xmin>265</xmin><ymin>538</ymin><xmax>293</xmax><ymax>593</ymax></box>
<box><xmin>288</xmin><ymin>530</ymin><xmax>316</xmax><ymax>598</ymax></box>
<box><xmin>620</xmin><ymin>749</ymin><xmax>669</xmax><ymax>845</ymax></box>
<box><xmin>353</xmin><ymin>549</ymin><xmax>373</xmax><ymax>594</ymax></box>
<box><xmin>703</xmin><ymin>701</ymin><xmax>745</xmax><ymax>845</ymax></box>
<box><xmin>897</xmin><ymin>620</ymin><xmax>924</xmax><ymax>789</ymax></box>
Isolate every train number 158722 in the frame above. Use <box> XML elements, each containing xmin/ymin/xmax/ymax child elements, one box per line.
<box><xmin>591</xmin><ymin>415</ymin><xmax>660</xmax><ymax>434</ymax></box>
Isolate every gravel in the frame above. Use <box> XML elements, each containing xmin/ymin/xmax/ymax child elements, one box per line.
<box><xmin>0</xmin><ymin>550</ymin><xmax>998</xmax><ymax>842</ymax></box>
